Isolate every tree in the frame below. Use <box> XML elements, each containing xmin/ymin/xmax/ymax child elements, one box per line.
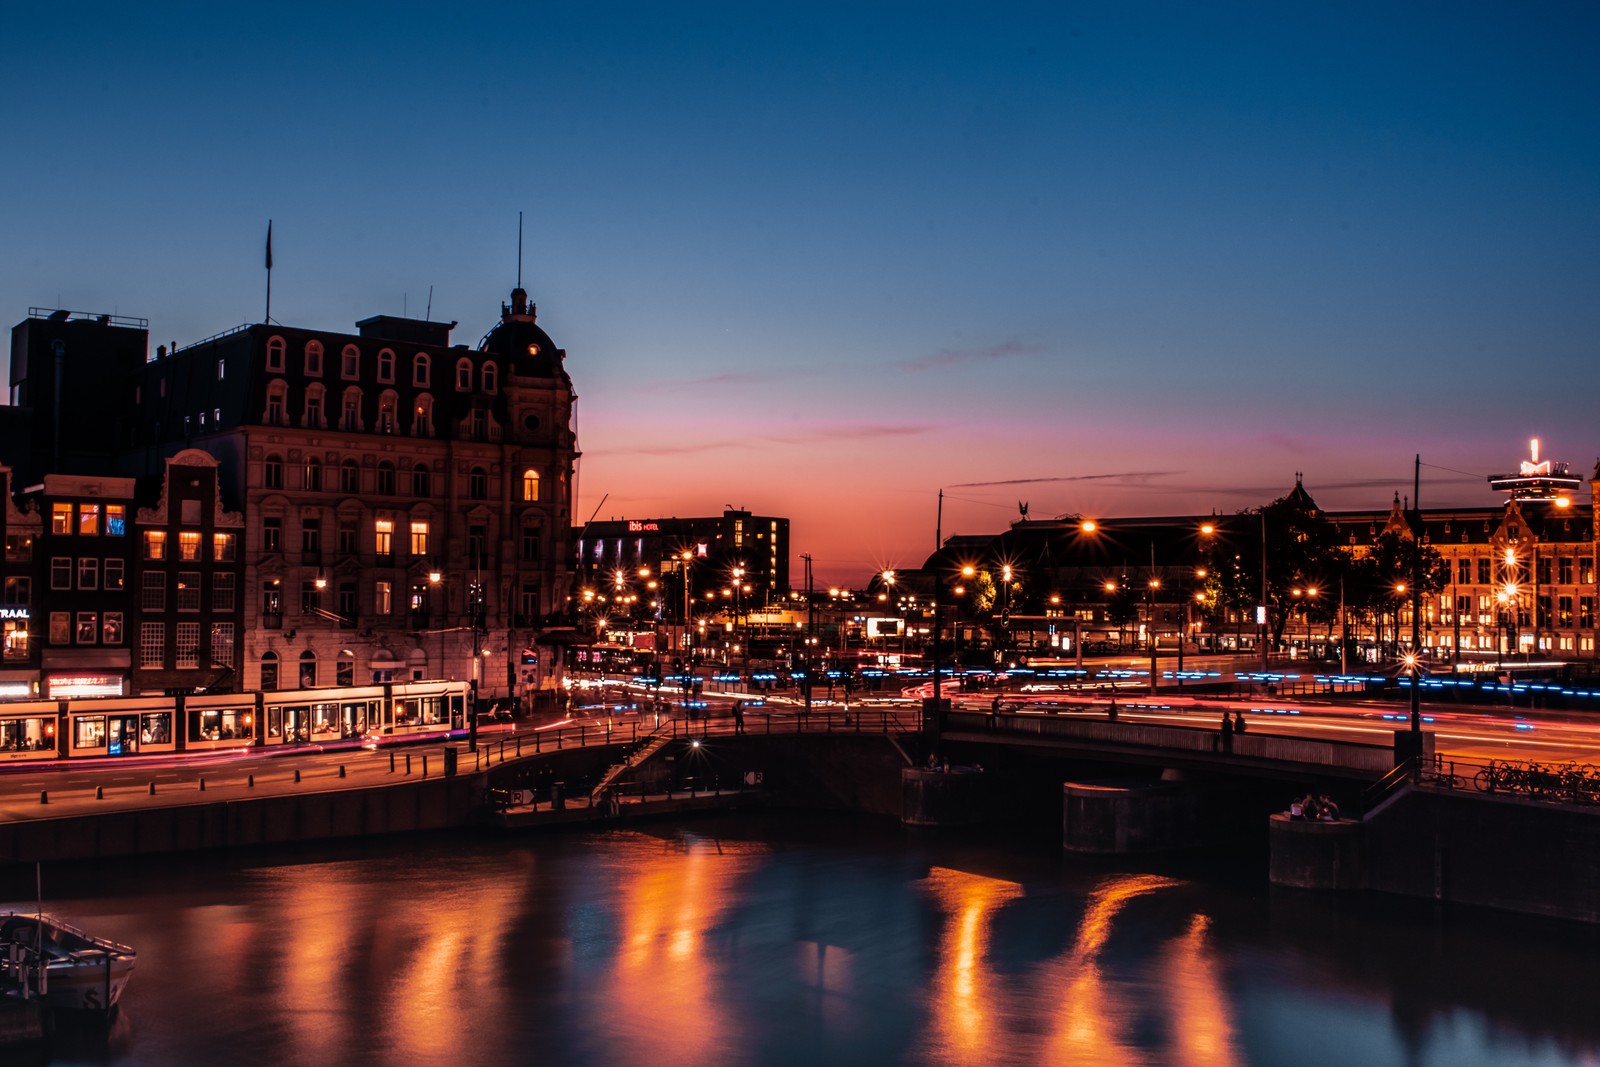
<box><xmin>1344</xmin><ymin>530</ymin><xmax>1445</xmax><ymax>656</ymax></box>
<box><xmin>1207</xmin><ymin>490</ymin><xmax>1344</xmax><ymax>650</ymax></box>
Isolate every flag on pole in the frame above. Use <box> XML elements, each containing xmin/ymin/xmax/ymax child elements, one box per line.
<box><xmin>265</xmin><ymin>221</ymin><xmax>273</xmax><ymax>270</ymax></box>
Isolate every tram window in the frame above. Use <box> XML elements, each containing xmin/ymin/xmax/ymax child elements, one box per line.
<box><xmin>190</xmin><ymin>707</ymin><xmax>250</xmax><ymax>742</ymax></box>
<box><xmin>1</xmin><ymin>717</ymin><xmax>50</xmax><ymax>751</ymax></box>
<box><xmin>74</xmin><ymin>717</ymin><xmax>107</xmax><ymax>749</ymax></box>
<box><xmin>140</xmin><ymin>712</ymin><xmax>172</xmax><ymax>745</ymax></box>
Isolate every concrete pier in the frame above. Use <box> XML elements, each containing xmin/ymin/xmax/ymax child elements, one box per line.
<box><xmin>1268</xmin><ymin>814</ymin><xmax>1365</xmax><ymax>890</ymax></box>
<box><xmin>1062</xmin><ymin>780</ymin><xmax>1199</xmax><ymax>854</ymax></box>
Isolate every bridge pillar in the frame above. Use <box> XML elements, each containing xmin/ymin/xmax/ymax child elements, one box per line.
<box><xmin>1269</xmin><ymin>813</ymin><xmax>1364</xmax><ymax>891</ymax></box>
<box><xmin>1062</xmin><ymin>780</ymin><xmax>1199</xmax><ymax>854</ymax></box>
<box><xmin>902</xmin><ymin>765</ymin><xmax>985</xmax><ymax>826</ymax></box>
<box><xmin>1392</xmin><ymin>730</ymin><xmax>1433</xmax><ymax>765</ymax></box>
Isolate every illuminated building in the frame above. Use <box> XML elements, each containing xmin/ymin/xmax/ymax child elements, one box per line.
<box><xmin>2</xmin><ymin>287</ymin><xmax>579</xmax><ymax>709</ymax></box>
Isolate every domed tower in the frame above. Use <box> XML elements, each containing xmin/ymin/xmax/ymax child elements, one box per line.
<box><xmin>479</xmin><ymin>287</ymin><xmax>579</xmax><ymax>708</ymax></box>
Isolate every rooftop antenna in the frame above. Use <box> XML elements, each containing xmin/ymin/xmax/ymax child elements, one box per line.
<box><xmin>517</xmin><ymin>210</ymin><xmax>523</xmax><ymax>289</ymax></box>
<box><xmin>425</xmin><ymin>285</ymin><xmax>433</xmax><ymax>320</ymax></box>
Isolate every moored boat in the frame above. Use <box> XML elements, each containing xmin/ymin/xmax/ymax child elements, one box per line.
<box><xmin>0</xmin><ymin>913</ymin><xmax>136</xmax><ymax>1012</ymax></box>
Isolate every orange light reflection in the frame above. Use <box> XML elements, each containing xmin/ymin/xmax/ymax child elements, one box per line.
<box><xmin>917</xmin><ymin>865</ymin><xmax>1025</xmax><ymax>1064</ymax></box>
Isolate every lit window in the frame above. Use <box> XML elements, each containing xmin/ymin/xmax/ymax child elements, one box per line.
<box><xmin>375</xmin><ymin>519</ymin><xmax>393</xmax><ymax>557</ymax></box>
<box><xmin>51</xmin><ymin>503</ymin><xmax>71</xmax><ymax>534</ymax></box>
<box><xmin>410</xmin><ymin>521</ymin><xmax>429</xmax><ymax>557</ymax></box>
<box><xmin>145</xmin><ymin>531</ymin><xmax>167</xmax><ymax>560</ymax></box>
<box><xmin>179</xmin><ymin>531</ymin><xmax>202</xmax><ymax>561</ymax></box>
<box><xmin>521</xmin><ymin>468</ymin><xmax>540</xmax><ymax>501</ymax></box>
<box><xmin>106</xmin><ymin>505</ymin><xmax>126</xmax><ymax>536</ymax></box>
<box><xmin>78</xmin><ymin>504</ymin><xmax>102</xmax><ymax>536</ymax></box>
<box><xmin>213</xmin><ymin>532</ymin><xmax>236</xmax><ymax>561</ymax></box>
<box><xmin>375</xmin><ymin>580</ymin><xmax>392</xmax><ymax>615</ymax></box>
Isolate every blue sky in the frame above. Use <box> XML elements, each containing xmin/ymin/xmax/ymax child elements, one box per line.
<box><xmin>5</xmin><ymin>2</ymin><xmax>1598</xmax><ymax>581</ymax></box>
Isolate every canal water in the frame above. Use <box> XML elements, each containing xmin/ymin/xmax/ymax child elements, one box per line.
<box><xmin>4</xmin><ymin>812</ymin><xmax>1598</xmax><ymax>1067</ymax></box>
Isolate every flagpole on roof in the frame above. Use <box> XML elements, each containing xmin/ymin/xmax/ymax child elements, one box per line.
<box><xmin>265</xmin><ymin>220</ymin><xmax>274</xmax><ymax>324</ymax></box>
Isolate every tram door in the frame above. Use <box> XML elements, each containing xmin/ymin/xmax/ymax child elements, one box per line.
<box><xmin>107</xmin><ymin>716</ymin><xmax>140</xmax><ymax>756</ymax></box>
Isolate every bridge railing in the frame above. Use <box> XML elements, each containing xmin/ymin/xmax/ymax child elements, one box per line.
<box><xmin>947</xmin><ymin>710</ymin><xmax>1395</xmax><ymax>776</ymax></box>
<box><xmin>472</xmin><ymin>708</ymin><xmax>922</xmax><ymax>769</ymax></box>
<box><xmin>1418</xmin><ymin>754</ymin><xmax>1600</xmax><ymax>806</ymax></box>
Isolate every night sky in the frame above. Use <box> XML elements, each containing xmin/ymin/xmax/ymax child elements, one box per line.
<box><xmin>5</xmin><ymin>2</ymin><xmax>1597</xmax><ymax>583</ymax></box>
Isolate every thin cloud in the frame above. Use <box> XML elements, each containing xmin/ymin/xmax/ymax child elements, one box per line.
<box><xmin>652</xmin><ymin>370</ymin><xmax>779</xmax><ymax>392</ymax></box>
<box><xmin>950</xmin><ymin>470</ymin><xmax>1183</xmax><ymax>489</ymax></box>
<box><xmin>760</xmin><ymin>423</ymin><xmax>938</xmax><ymax>444</ymax></box>
<box><xmin>904</xmin><ymin>338</ymin><xmax>1042</xmax><ymax>372</ymax></box>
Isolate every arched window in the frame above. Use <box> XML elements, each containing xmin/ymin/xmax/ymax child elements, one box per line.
<box><xmin>411</xmin><ymin>463</ymin><xmax>430</xmax><ymax>497</ymax></box>
<box><xmin>481</xmin><ymin>361</ymin><xmax>498</xmax><ymax>394</ymax></box>
<box><xmin>303</xmin><ymin>455</ymin><xmax>322</xmax><ymax>492</ymax></box>
<box><xmin>469</xmin><ymin>466</ymin><xmax>489</xmax><ymax>500</ymax></box>
<box><xmin>260</xmin><ymin>650</ymin><xmax>279</xmax><ymax>690</ymax></box>
<box><xmin>408</xmin><ymin>648</ymin><xmax>428</xmax><ymax>682</ymax></box>
<box><xmin>265</xmin><ymin>336</ymin><xmax>286</xmax><ymax>372</ymax></box>
<box><xmin>304</xmin><ymin>340</ymin><xmax>324</xmax><ymax>377</ymax></box>
<box><xmin>263</xmin><ymin>380</ymin><xmax>288</xmax><ymax>426</ymax></box>
<box><xmin>264</xmin><ymin>453</ymin><xmax>284</xmax><ymax>489</ymax></box>
<box><xmin>411</xmin><ymin>393</ymin><xmax>434</xmax><ymax>436</ymax></box>
<box><xmin>376</xmin><ymin>461</ymin><xmax>396</xmax><ymax>495</ymax></box>
<box><xmin>521</xmin><ymin>468</ymin><xmax>540</xmax><ymax>502</ymax></box>
<box><xmin>302</xmin><ymin>383</ymin><xmax>326</xmax><ymax>428</ymax></box>
<box><xmin>336</xmin><ymin>650</ymin><xmax>355</xmax><ymax>687</ymax></box>
<box><xmin>298</xmin><ymin>649</ymin><xmax>317</xmax><ymax>688</ymax></box>
<box><xmin>378</xmin><ymin>390</ymin><xmax>398</xmax><ymax>434</ymax></box>
<box><xmin>339</xmin><ymin>386</ymin><xmax>363</xmax><ymax>431</ymax></box>
<box><xmin>377</xmin><ymin>348</ymin><xmax>395</xmax><ymax>384</ymax></box>
<box><xmin>412</xmin><ymin>352</ymin><xmax>430</xmax><ymax>388</ymax></box>
<box><xmin>340</xmin><ymin>459</ymin><xmax>359</xmax><ymax>493</ymax></box>
<box><xmin>341</xmin><ymin>345</ymin><xmax>361</xmax><ymax>380</ymax></box>
<box><xmin>455</xmin><ymin>357</ymin><xmax>473</xmax><ymax>391</ymax></box>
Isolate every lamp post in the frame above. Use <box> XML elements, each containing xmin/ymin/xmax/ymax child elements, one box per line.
<box><xmin>881</xmin><ymin>569</ymin><xmax>897</xmax><ymax>665</ymax></box>
<box><xmin>1146</xmin><ymin>540</ymin><xmax>1160</xmax><ymax>696</ymax></box>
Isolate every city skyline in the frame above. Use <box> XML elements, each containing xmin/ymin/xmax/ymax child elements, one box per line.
<box><xmin>6</xmin><ymin>3</ymin><xmax>1598</xmax><ymax>584</ymax></box>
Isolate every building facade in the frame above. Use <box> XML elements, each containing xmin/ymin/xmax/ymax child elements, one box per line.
<box><xmin>1</xmin><ymin>287</ymin><xmax>579</xmax><ymax>709</ymax></box>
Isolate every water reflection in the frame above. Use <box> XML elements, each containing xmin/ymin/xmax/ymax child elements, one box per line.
<box><xmin>588</xmin><ymin>830</ymin><xmax>768</xmax><ymax>1064</ymax></box>
<box><xmin>917</xmin><ymin>865</ymin><xmax>1025</xmax><ymax>1063</ymax></box>
<box><xmin>7</xmin><ymin>816</ymin><xmax>1600</xmax><ymax>1067</ymax></box>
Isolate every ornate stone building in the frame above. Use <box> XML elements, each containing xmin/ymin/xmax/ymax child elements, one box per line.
<box><xmin>129</xmin><ymin>287</ymin><xmax>578</xmax><ymax>708</ymax></box>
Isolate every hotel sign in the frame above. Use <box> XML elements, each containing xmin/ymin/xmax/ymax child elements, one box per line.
<box><xmin>627</xmin><ymin>521</ymin><xmax>660</xmax><ymax>532</ymax></box>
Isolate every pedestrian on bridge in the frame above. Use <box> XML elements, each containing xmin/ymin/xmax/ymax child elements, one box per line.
<box><xmin>1219</xmin><ymin>710</ymin><xmax>1234</xmax><ymax>752</ymax></box>
<box><xmin>732</xmin><ymin>700</ymin><xmax>745</xmax><ymax>735</ymax></box>
<box><xmin>1107</xmin><ymin>698</ymin><xmax>1118</xmax><ymax>721</ymax></box>
<box><xmin>1233</xmin><ymin>710</ymin><xmax>1247</xmax><ymax>735</ymax></box>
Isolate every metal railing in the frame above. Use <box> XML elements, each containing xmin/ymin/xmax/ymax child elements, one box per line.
<box><xmin>1417</xmin><ymin>754</ymin><xmax>1600</xmax><ymax>806</ymax></box>
<box><xmin>468</xmin><ymin>708</ymin><xmax>922</xmax><ymax>771</ymax></box>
